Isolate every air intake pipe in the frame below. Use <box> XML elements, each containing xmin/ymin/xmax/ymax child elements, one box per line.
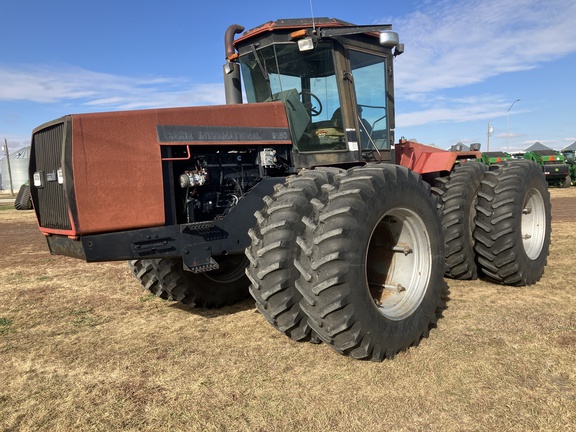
<box><xmin>223</xmin><ymin>24</ymin><xmax>245</xmax><ymax>105</ymax></box>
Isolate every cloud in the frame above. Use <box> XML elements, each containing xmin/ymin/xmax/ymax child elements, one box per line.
<box><xmin>84</xmin><ymin>83</ymin><xmax>225</xmax><ymax>110</ymax></box>
<box><xmin>2</xmin><ymin>0</ymin><xmax>575</xmax><ymax>137</ymax></box>
<box><xmin>0</xmin><ymin>65</ymin><xmax>225</xmax><ymax>108</ymax></box>
<box><xmin>391</xmin><ymin>0</ymin><xmax>576</xmax><ymax>95</ymax></box>
<box><xmin>495</xmin><ymin>132</ymin><xmax>525</xmax><ymax>139</ymax></box>
<box><xmin>396</xmin><ymin>94</ymin><xmax>519</xmax><ymax>127</ymax></box>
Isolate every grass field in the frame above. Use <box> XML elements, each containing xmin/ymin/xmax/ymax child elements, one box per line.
<box><xmin>1</xmin><ymin>189</ymin><xmax>575</xmax><ymax>431</ymax></box>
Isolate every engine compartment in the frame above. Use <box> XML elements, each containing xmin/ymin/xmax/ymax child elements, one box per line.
<box><xmin>164</xmin><ymin>145</ymin><xmax>292</xmax><ymax>224</ymax></box>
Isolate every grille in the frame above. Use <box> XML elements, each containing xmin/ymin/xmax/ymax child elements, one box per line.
<box><xmin>30</xmin><ymin>120</ymin><xmax>73</xmax><ymax>231</ymax></box>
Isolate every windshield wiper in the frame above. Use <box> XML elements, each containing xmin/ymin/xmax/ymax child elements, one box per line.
<box><xmin>251</xmin><ymin>44</ymin><xmax>269</xmax><ymax>82</ymax></box>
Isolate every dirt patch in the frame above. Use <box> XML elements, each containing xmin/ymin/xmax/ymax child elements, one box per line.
<box><xmin>550</xmin><ymin>192</ymin><xmax>576</xmax><ymax>222</ymax></box>
<box><xmin>1</xmin><ymin>189</ymin><xmax>575</xmax><ymax>432</ymax></box>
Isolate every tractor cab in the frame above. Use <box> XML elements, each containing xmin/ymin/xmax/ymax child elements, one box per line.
<box><xmin>225</xmin><ymin>18</ymin><xmax>404</xmax><ymax>168</ymax></box>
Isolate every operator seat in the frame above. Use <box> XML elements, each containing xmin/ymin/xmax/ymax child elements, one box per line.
<box><xmin>357</xmin><ymin>106</ymin><xmax>372</xmax><ymax>149</ymax></box>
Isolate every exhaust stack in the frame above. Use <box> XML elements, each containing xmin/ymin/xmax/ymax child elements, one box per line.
<box><xmin>223</xmin><ymin>24</ymin><xmax>245</xmax><ymax>105</ymax></box>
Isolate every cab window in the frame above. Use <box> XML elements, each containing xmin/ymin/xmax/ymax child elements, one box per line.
<box><xmin>349</xmin><ymin>50</ymin><xmax>389</xmax><ymax>150</ymax></box>
<box><xmin>240</xmin><ymin>42</ymin><xmax>345</xmax><ymax>152</ymax></box>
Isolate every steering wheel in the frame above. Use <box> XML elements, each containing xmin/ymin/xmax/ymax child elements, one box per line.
<box><xmin>299</xmin><ymin>90</ymin><xmax>323</xmax><ymax>116</ymax></box>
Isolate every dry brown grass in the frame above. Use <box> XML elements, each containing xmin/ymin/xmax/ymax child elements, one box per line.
<box><xmin>1</xmin><ymin>189</ymin><xmax>575</xmax><ymax>431</ymax></box>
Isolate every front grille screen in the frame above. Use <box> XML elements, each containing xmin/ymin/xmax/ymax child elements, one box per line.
<box><xmin>30</xmin><ymin>121</ymin><xmax>72</xmax><ymax>231</ymax></box>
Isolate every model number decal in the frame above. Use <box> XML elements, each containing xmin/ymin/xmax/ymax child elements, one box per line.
<box><xmin>157</xmin><ymin>125</ymin><xmax>291</xmax><ymax>142</ymax></box>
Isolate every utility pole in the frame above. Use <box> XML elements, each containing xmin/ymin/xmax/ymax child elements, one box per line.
<box><xmin>487</xmin><ymin>120</ymin><xmax>494</xmax><ymax>151</ymax></box>
<box><xmin>2</xmin><ymin>138</ymin><xmax>15</xmax><ymax>196</ymax></box>
<box><xmin>506</xmin><ymin>99</ymin><xmax>521</xmax><ymax>151</ymax></box>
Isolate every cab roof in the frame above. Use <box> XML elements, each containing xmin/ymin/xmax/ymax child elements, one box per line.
<box><xmin>234</xmin><ymin>18</ymin><xmax>354</xmax><ymax>46</ymax></box>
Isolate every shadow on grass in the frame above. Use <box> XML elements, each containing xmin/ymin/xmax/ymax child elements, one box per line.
<box><xmin>170</xmin><ymin>297</ymin><xmax>256</xmax><ymax>318</ymax></box>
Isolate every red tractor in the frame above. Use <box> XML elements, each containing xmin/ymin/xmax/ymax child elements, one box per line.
<box><xmin>28</xmin><ymin>18</ymin><xmax>551</xmax><ymax>360</ymax></box>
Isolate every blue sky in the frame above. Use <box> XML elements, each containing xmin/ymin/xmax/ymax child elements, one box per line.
<box><xmin>1</xmin><ymin>0</ymin><xmax>575</xmax><ymax>153</ymax></box>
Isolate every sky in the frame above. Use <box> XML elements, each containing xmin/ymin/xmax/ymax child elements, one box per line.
<box><xmin>1</xmin><ymin>0</ymin><xmax>576</xmax><ymax>154</ymax></box>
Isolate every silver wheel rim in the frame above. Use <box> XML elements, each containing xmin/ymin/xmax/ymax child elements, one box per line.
<box><xmin>522</xmin><ymin>188</ymin><xmax>546</xmax><ymax>260</ymax></box>
<box><xmin>366</xmin><ymin>208</ymin><xmax>432</xmax><ymax>321</ymax></box>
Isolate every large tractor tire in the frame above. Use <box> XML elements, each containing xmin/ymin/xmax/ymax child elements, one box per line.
<box><xmin>245</xmin><ymin>168</ymin><xmax>343</xmax><ymax>342</ymax></box>
<box><xmin>14</xmin><ymin>184</ymin><xmax>32</xmax><ymax>210</ymax></box>
<box><xmin>474</xmin><ymin>160</ymin><xmax>551</xmax><ymax>286</ymax></box>
<box><xmin>435</xmin><ymin>162</ymin><xmax>487</xmax><ymax>279</ymax></box>
<box><xmin>129</xmin><ymin>259</ymin><xmax>170</xmax><ymax>300</ymax></box>
<box><xmin>296</xmin><ymin>165</ymin><xmax>446</xmax><ymax>361</ymax></box>
<box><xmin>129</xmin><ymin>255</ymin><xmax>250</xmax><ymax>308</ymax></box>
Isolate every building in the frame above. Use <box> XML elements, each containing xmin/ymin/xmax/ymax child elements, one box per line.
<box><xmin>524</xmin><ymin>142</ymin><xmax>553</xmax><ymax>152</ymax></box>
<box><xmin>0</xmin><ymin>146</ymin><xmax>30</xmax><ymax>192</ymax></box>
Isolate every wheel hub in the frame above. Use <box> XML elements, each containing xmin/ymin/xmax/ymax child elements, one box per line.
<box><xmin>366</xmin><ymin>208</ymin><xmax>432</xmax><ymax>321</ymax></box>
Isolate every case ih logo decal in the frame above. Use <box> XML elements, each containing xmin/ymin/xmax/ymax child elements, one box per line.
<box><xmin>157</xmin><ymin>125</ymin><xmax>291</xmax><ymax>142</ymax></box>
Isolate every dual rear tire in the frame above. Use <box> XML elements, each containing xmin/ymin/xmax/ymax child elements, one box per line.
<box><xmin>436</xmin><ymin>160</ymin><xmax>550</xmax><ymax>286</ymax></box>
<box><xmin>474</xmin><ymin>160</ymin><xmax>551</xmax><ymax>285</ymax></box>
<box><xmin>246</xmin><ymin>165</ymin><xmax>447</xmax><ymax>360</ymax></box>
<box><xmin>295</xmin><ymin>165</ymin><xmax>446</xmax><ymax>360</ymax></box>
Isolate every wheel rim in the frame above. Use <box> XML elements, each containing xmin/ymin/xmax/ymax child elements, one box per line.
<box><xmin>521</xmin><ymin>188</ymin><xmax>546</xmax><ymax>260</ymax></box>
<box><xmin>366</xmin><ymin>208</ymin><xmax>432</xmax><ymax>321</ymax></box>
<box><xmin>203</xmin><ymin>255</ymin><xmax>249</xmax><ymax>284</ymax></box>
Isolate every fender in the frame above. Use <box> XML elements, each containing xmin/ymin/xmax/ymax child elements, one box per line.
<box><xmin>395</xmin><ymin>139</ymin><xmax>481</xmax><ymax>174</ymax></box>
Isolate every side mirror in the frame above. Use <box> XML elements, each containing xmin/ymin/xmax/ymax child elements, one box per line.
<box><xmin>380</xmin><ymin>31</ymin><xmax>400</xmax><ymax>47</ymax></box>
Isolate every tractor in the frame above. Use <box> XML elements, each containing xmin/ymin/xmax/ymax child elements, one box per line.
<box><xmin>28</xmin><ymin>18</ymin><xmax>551</xmax><ymax>361</ymax></box>
<box><xmin>14</xmin><ymin>181</ymin><xmax>33</xmax><ymax>210</ymax></box>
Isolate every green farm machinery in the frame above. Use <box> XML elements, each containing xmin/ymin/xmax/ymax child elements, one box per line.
<box><xmin>478</xmin><ymin>151</ymin><xmax>512</xmax><ymax>166</ymax></box>
<box><xmin>523</xmin><ymin>150</ymin><xmax>570</xmax><ymax>188</ymax></box>
<box><xmin>562</xmin><ymin>150</ymin><xmax>575</xmax><ymax>186</ymax></box>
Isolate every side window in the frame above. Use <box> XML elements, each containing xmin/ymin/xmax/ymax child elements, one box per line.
<box><xmin>349</xmin><ymin>51</ymin><xmax>388</xmax><ymax>149</ymax></box>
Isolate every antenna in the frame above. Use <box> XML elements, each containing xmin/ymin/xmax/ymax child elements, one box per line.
<box><xmin>309</xmin><ymin>0</ymin><xmax>316</xmax><ymax>34</ymax></box>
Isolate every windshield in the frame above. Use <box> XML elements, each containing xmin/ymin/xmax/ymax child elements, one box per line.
<box><xmin>240</xmin><ymin>42</ymin><xmax>345</xmax><ymax>152</ymax></box>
